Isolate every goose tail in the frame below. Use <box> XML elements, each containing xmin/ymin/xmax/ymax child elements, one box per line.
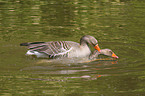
<box><xmin>20</xmin><ymin>42</ymin><xmax>45</xmax><ymax>46</ymax></box>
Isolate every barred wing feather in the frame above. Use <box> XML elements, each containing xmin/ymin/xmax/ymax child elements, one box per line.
<box><xmin>28</xmin><ymin>41</ymin><xmax>74</xmax><ymax>58</ymax></box>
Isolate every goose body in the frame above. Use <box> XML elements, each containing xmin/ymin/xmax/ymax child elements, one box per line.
<box><xmin>20</xmin><ymin>35</ymin><xmax>101</xmax><ymax>59</ymax></box>
<box><xmin>24</xmin><ymin>41</ymin><xmax>91</xmax><ymax>58</ymax></box>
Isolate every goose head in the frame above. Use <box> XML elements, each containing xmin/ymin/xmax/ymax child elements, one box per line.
<box><xmin>90</xmin><ymin>49</ymin><xmax>119</xmax><ymax>59</ymax></box>
<box><xmin>100</xmin><ymin>49</ymin><xmax>119</xmax><ymax>58</ymax></box>
<box><xmin>80</xmin><ymin>35</ymin><xmax>101</xmax><ymax>52</ymax></box>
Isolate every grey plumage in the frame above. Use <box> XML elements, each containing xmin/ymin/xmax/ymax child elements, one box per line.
<box><xmin>20</xmin><ymin>35</ymin><xmax>102</xmax><ymax>59</ymax></box>
<box><xmin>21</xmin><ymin>41</ymin><xmax>80</xmax><ymax>58</ymax></box>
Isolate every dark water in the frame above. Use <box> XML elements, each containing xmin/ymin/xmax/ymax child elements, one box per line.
<box><xmin>0</xmin><ymin>0</ymin><xmax>145</xmax><ymax>96</ymax></box>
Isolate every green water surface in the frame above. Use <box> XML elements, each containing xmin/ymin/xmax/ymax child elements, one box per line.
<box><xmin>0</xmin><ymin>0</ymin><xmax>145</xmax><ymax>96</ymax></box>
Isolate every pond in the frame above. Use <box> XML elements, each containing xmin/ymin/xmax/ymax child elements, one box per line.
<box><xmin>0</xmin><ymin>0</ymin><xmax>145</xmax><ymax>96</ymax></box>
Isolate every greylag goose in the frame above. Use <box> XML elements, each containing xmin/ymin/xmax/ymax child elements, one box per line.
<box><xmin>20</xmin><ymin>35</ymin><xmax>101</xmax><ymax>59</ymax></box>
<box><xmin>89</xmin><ymin>49</ymin><xmax>119</xmax><ymax>60</ymax></box>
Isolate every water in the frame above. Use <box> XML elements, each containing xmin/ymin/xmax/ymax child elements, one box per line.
<box><xmin>0</xmin><ymin>0</ymin><xmax>145</xmax><ymax>96</ymax></box>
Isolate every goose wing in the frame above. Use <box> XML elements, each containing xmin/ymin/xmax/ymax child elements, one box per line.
<box><xmin>28</xmin><ymin>41</ymin><xmax>74</xmax><ymax>58</ymax></box>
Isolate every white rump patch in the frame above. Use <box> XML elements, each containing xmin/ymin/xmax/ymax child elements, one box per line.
<box><xmin>26</xmin><ymin>50</ymin><xmax>48</xmax><ymax>58</ymax></box>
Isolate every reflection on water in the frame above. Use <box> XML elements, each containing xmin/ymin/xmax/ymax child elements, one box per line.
<box><xmin>0</xmin><ymin>0</ymin><xmax>145</xmax><ymax>96</ymax></box>
<box><xmin>20</xmin><ymin>58</ymin><xmax>118</xmax><ymax>83</ymax></box>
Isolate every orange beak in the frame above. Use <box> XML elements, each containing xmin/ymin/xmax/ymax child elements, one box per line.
<box><xmin>94</xmin><ymin>44</ymin><xmax>101</xmax><ymax>52</ymax></box>
<box><xmin>112</xmin><ymin>53</ymin><xmax>119</xmax><ymax>58</ymax></box>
